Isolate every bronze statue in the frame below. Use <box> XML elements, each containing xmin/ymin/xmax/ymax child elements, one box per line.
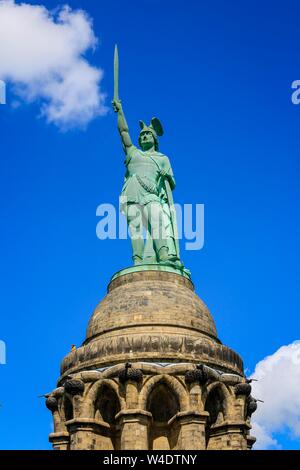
<box><xmin>112</xmin><ymin>46</ymin><xmax>186</xmax><ymax>272</ymax></box>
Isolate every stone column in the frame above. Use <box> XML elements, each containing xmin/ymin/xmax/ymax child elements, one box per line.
<box><xmin>207</xmin><ymin>421</ymin><xmax>250</xmax><ymax>450</ymax></box>
<box><xmin>118</xmin><ymin>364</ymin><xmax>143</xmax><ymax>410</ymax></box>
<box><xmin>66</xmin><ymin>418</ymin><xmax>114</xmax><ymax>450</ymax></box>
<box><xmin>49</xmin><ymin>432</ymin><xmax>70</xmax><ymax>450</ymax></box>
<box><xmin>125</xmin><ymin>380</ymin><xmax>139</xmax><ymax>408</ymax></box>
<box><xmin>168</xmin><ymin>411</ymin><xmax>209</xmax><ymax>450</ymax></box>
<box><xmin>116</xmin><ymin>409</ymin><xmax>152</xmax><ymax>450</ymax></box>
<box><xmin>46</xmin><ymin>395</ymin><xmax>69</xmax><ymax>450</ymax></box>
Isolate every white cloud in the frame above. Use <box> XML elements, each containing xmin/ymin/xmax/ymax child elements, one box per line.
<box><xmin>250</xmin><ymin>341</ymin><xmax>300</xmax><ymax>449</ymax></box>
<box><xmin>251</xmin><ymin>422</ymin><xmax>280</xmax><ymax>450</ymax></box>
<box><xmin>0</xmin><ymin>0</ymin><xmax>107</xmax><ymax>129</ymax></box>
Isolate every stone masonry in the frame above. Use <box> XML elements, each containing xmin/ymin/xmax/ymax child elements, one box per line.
<box><xmin>46</xmin><ymin>270</ymin><xmax>256</xmax><ymax>450</ymax></box>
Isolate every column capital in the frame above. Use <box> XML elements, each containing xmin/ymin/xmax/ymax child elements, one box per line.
<box><xmin>66</xmin><ymin>418</ymin><xmax>110</xmax><ymax>434</ymax></box>
<box><xmin>209</xmin><ymin>420</ymin><xmax>251</xmax><ymax>437</ymax></box>
<box><xmin>168</xmin><ymin>410</ymin><xmax>209</xmax><ymax>427</ymax></box>
<box><xmin>116</xmin><ymin>409</ymin><xmax>152</xmax><ymax>425</ymax></box>
<box><xmin>49</xmin><ymin>431</ymin><xmax>70</xmax><ymax>448</ymax></box>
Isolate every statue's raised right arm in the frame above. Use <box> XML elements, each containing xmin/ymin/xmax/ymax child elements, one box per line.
<box><xmin>112</xmin><ymin>99</ymin><xmax>133</xmax><ymax>153</ymax></box>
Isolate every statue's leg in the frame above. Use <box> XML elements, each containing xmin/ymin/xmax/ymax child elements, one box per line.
<box><xmin>140</xmin><ymin>204</ymin><xmax>158</xmax><ymax>263</ymax></box>
<box><xmin>142</xmin><ymin>229</ymin><xmax>157</xmax><ymax>264</ymax></box>
<box><xmin>144</xmin><ymin>202</ymin><xmax>169</xmax><ymax>262</ymax></box>
<box><xmin>126</xmin><ymin>203</ymin><xmax>144</xmax><ymax>264</ymax></box>
<box><xmin>161</xmin><ymin>203</ymin><xmax>182</xmax><ymax>266</ymax></box>
<box><xmin>161</xmin><ymin>203</ymin><xmax>177</xmax><ymax>257</ymax></box>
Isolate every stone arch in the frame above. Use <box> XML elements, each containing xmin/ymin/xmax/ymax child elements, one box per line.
<box><xmin>204</xmin><ymin>381</ymin><xmax>233</xmax><ymax>420</ymax></box>
<box><xmin>139</xmin><ymin>374</ymin><xmax>188</xmax><ymax>450</ymax></box>
<box><xmin>204</xmin><ymin>382</ymin><xmax>232</xmax><ymax>448</ymax></box>
<box><xmin>94</xmin><ymin>385</ymin><xmax>120</xmax><ymax>426</ymax></box>
<box><xmin>83</xmin><ymin>379</ymin><xmax>124</xmax><ymax>450</ymax></box>
<box><xmin>139</xmin><ymin>374</ymin><xmax>189</xmax><ymax>412</ymax></box>
<box><xmin>63</xmin><ymin>395</ymin><xmax>74</xmax><ymax>422</ymax></box>
<box><xmin>84</xmin><ymin>379</ymin><xmax>124</xmax><ymax>418</ymax></box>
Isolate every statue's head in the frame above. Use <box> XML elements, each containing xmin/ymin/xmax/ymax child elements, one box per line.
<box><xmin>138</xmin><ymin>117</ymin><xmax>164</xmax><ymax>151</ymax></box>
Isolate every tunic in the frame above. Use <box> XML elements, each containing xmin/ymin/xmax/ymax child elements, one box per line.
<box><xmin>120</xmin><ymin>145</ymin><xmax>175</xmax><ymax>210</ymax></box>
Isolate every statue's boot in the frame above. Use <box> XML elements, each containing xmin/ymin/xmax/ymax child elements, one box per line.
<box><xmin>157</xmin><ymin>246</ymin><xmax>169</xmax><ymax>263</ymax></box>
<box><xmin>158</xmin><ymin>247</ymin><xmax>185</xmax><ymax>269</ymax></box>
<box><xmin>130</xmin><ymin>237</ymin><xmax>144</xmax><ymax>265</ymax></box>
<box><xmin>167</xmin><ymin>256</ymin><xmax>184</xmax><ymax>268</ymax></box>
<box><xmin>132</xmin><ymin>254</ymin><xmax>143</xmax><ymax>266</ymax></box>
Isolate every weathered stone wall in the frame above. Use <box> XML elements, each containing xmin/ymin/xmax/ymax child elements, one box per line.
<box><xmin>47</xmin><ymin>363</ymin><xmax>256</xmax><ymax>450</ymax></box>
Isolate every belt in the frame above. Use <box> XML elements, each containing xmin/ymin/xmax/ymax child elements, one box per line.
<box><xmin>135</xmin><ymin>174</ymin><xmax>159</xmax><ymax>196</ymax></box>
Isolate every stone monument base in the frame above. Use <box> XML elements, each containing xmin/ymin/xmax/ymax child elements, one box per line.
<box><xmin>46</xmin><ymin>270</ymin><xmax>256</xmax><ymax>450</ymax></box>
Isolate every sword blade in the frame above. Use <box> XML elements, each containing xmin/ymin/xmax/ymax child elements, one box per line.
<box><xmin>114</xmin><ymin>44</ymin><xmax>119</xmax><ymax>101</ymax></box>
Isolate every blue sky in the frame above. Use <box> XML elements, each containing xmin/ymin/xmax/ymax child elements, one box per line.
<box><xmin>0</xmin><ymin>0</ymin><xmax>300</xmax><ymax>449</ymax></box>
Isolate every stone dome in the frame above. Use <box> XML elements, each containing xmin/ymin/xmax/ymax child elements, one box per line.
<box><xmin>60</xmin><ymin>270</ymin><xmax>243</xmax><ymax>377</ymax></box>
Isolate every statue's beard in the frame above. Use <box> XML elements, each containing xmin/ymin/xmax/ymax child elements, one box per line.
<box><xmin>141</xmin><ymin>142</ymin><xmax>154</xmax><ymax>151</ymax></box>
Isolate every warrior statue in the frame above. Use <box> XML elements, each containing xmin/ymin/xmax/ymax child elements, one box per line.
<box><xmin>112</xmin><ymin>46</ymin><xmax>185</xmax><ymax>272</ymax></box>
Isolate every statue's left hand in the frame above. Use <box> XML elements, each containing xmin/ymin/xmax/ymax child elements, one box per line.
<box><xmin>160</xmin><ymin>168</ymin><xmax>168</xmax><ymax>177</ymax></box>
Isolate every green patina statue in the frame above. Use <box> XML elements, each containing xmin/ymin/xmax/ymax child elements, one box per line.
<box><xmin>112</xmin><ymin>46</ymin><xmax>187</xmax><ymax>274</ymax></box>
